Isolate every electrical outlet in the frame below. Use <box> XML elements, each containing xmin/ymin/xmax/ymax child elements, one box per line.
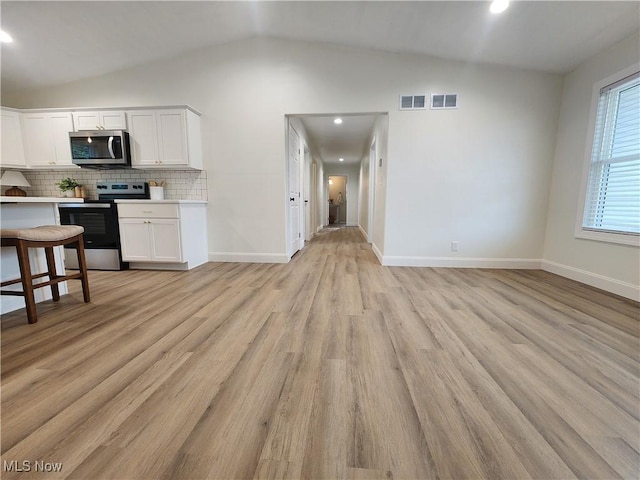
<box><xmin>451</xmin><ymin>241</ymin><xmax>459</xmax><ymax>252</ymax></box>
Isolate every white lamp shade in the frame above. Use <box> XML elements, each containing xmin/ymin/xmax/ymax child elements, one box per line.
<box><xmin>0</xmin><ymin>170</ymin><xmax>31</xmax><ymax>187</ymax></box>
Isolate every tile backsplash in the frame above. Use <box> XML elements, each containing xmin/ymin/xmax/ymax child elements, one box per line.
<box><xmin>12</xmin><ymin>169</ymin><xmax>207</xmax><ymax>200</ymax></box>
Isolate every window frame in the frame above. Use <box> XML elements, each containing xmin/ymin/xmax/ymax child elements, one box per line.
<box><xmin>575</xmin><ymin>63</ymin><xmax>640</xmax><ymax>247</ymax></box>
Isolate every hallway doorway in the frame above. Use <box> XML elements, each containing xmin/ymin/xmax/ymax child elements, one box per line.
<box><xmin>328</xmin><ymin>175</ymin><xmax>347</xmax><ymax>225</ymax></box>
<box><xmin>285</xmin><ymin>112</ymin><xmax>388</xmax><ymax>257</ymax></box>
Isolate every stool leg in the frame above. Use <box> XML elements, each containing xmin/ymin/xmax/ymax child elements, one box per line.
<box><xmin>76</xmin><ymin>235</ymin><xmax>90</xmax><ymax>303</ymax></box>
<box><xmin>44</xmin><ymin>246</ymin><xmax>60</xmax><ymax>301</ymax></box>
<box><xmin>16</xmin><ymin>240</ymin><xmax>38</xmax><ymax>324</ymax></box>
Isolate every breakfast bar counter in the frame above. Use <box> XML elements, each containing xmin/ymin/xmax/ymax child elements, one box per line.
<box><xmin>0</xmin><ymin>196</ymin><xmax>84</xmax><ymax>204</ymax></box>
<box><xmin>1</xmin><ymin>197</ymin><xmax>84</xmax><ymax>315</ymax></box>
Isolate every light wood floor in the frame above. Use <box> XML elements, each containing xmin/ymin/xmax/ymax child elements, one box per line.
<box><xmin>2</xmin><ymin>227</ymin><xmax>639</xmax><ymax>479</ymax></box>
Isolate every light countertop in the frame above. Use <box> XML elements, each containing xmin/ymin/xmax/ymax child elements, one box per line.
<box><xmin>114</xmin><ymin>199</ymin><xmax>207</xmax><ymax>204</ymax></box>
<box><xmin>0</xmin><ymin>196</ymin><xmax>85</xmax><ymax>204</ymax></box>
<box><xmin>0</xmin><ymin>197</ymin><xmax>207</xmax><ymax>205</ymax></box>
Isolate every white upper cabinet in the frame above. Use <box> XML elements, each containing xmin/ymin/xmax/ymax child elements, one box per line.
<box><xmin>127</xmin><ymin>108</ymin><xmax>202</xmax><ymax>169</ymax></box>
<box><xmin>0</xmin><ymin>105</ymin><xmax>200</xmax><ymax>170</ymax></box>
<box><xmin>21</xmin><ymin>112</ymin><xmax>76</xmax><ymax>168</ymax></box>
<box><xmin>72</xmin><ymin>111</ymin><xmax>126</xmax><ymax>131</ymax></box>
<box><xmin>157</xmin><ymin>110</ymin><xmax>188</xmax><ymax>165</ymax></box>
<box><xmin>50</xmin><ymin>113</ymin><xmax>75</xmax><ymax>165</ymax></box>
<box><xmin>126</xmin><ymin>111</ymin><xmax>159</xmax><ymax>166</ymax></box>
<box><xmin>0</xmin><ymin>109</ymin><xmax>26</xmax><ymax>169</ymax></box>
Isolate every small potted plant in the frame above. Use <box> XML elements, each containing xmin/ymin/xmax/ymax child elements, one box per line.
<box><xmin>56</xmin><ymin>177</ymin><xmax>81</xmax><ymax>197</ymax></box>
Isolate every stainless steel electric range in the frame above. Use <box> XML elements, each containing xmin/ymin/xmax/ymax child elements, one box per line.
<box><xmin>58</xmin><ymin>181</ymin><xmax>150</xmax><ymax>270</ymax></box>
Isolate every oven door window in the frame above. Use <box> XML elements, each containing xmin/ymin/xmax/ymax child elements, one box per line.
<box><xmin>59</xmin><ymin>207</ymin><xmax>119</xmax><ymax>249</ymax></box>
<box><xmin>70</xmin><ymin>135</ymin><xmax>123</xmax><ymax>160</ymax></box>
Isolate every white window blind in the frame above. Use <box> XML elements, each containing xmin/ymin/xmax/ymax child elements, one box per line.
<box><xmin>582</xmin><ymin>72</ymin><xmax>640</xmax><ymax>236</ymax></box>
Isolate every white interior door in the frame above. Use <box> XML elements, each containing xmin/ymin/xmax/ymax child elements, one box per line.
<box><xmin>288</xmin><ymin>126</ymin><xmax>301</xmax><ymax>257</ymax></box>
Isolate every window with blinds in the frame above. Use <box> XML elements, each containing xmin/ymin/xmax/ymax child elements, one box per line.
<box><xmin>582</xmin><ymin>71</ymin><xmax>640</xmax><ymax>237</ymax></box>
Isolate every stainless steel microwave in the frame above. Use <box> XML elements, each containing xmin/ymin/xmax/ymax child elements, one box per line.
<box><xmin>69</xmin><ymin>130</ymin><xmax>131</xmax><ymax>168</ymax></box>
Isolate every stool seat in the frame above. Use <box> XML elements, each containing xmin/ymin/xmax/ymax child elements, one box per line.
<box><xmin>1</xmin><ymin>225</ymin><xmax>84</xmax><ymax>242</ymax></box>
<box><xmin>1</xmin><ymin>224</ymin><xmax>89</xmax><ymax>324</ymax></box>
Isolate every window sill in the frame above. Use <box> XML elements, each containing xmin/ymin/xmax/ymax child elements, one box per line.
<box><xmin>575</xmin><ymin>229</ymin><xmax>640</xmax><ymax>247</ymax></box>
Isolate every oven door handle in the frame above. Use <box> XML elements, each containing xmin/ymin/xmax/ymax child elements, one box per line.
<box><xmin>108</xmin><ymin>136</ymin><xmax>115</xmax><ymax>159</ymax></box>
<box><xmin>59</xmin><ymin>204</ymin><xmax>113</xmax><ymax>209</ymax></box>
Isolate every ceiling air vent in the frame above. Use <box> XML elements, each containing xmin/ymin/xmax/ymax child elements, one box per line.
<box><xmin>399</xmin><ymin>94</ymin><xmax>427</xmax><ymax>110</ymax></box>
<box><xmin>431</xmin><ymin>93</ymin><xmax>458</xmax><ymax>109</ymax></box>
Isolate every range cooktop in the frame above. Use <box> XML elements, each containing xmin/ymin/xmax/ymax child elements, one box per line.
<box><xmin>95</xmin><ymin>181</ymin><xmax>150</xmax><ymax>200</ymax></box>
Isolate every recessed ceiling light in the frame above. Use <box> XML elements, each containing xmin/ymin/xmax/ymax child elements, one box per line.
<box><xmin>334</xmin><ymin>118</ymin><xmax>343</xmax><ymax>125</ymax></box>
<box><xmin>0</xmin><ymin>30</ymin><xmax>14</xmax><ymax>43</ymax></box>
<box><xmin>489</xmin><ymin>0</ymin><xmax>509</xmax><ymax>14</ymax></box>
<box><xmin>339</xmin><ymin>158</ymin><xmax>344</xmax><ymax>162</ymax></box>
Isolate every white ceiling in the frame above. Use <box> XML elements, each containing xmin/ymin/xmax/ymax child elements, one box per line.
<box><xmin>298</xmin><ymin>114</ymin><xmax>382</xmax><ymax>165</ymax></box>
<box><xmin>2</xmin><ymin>1</ymin><xmax>639</xmax><ymax>95</ymax></box>
<box><xmin>1</xmin><ymin>1</ymin><xmax>638</xmax><ymax>165</ymax></box>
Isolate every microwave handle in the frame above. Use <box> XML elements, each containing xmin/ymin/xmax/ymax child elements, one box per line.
<box><xmin>107</xmin><ymin>136</ymin><xmax>115</xmax><ymax>159</ymax></box>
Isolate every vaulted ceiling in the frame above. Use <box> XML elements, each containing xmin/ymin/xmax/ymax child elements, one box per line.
<box><xmin>1</xmin><ymin>1</ymin><xmax>638</xmax><ymax>165</ymax></box>
<box><xmin>2</xmin><ymin>1</ymin><xmax>638</xmax><ymax>96</ymax></box>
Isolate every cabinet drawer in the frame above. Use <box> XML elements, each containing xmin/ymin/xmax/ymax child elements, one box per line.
<box><xmin>117</xmin><ymin>203</ymin><xmax>179</xmax><ymax>219</ymax></box>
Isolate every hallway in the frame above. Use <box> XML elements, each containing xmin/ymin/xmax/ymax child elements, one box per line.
<box><xmin>1</xmin><ymin>227</ymin><xmax>638</xmax><ymax>479</ymax></box>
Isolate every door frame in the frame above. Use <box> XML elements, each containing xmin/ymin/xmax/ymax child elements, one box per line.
<box><xmin>311</xmin><ymin>158</ymin><xmax>318</xmax><ymax>238</ymax></box>
<box><xmin>303</xmin><ymin>146</ymin><xmax>312</xmax><ymax>241</ymax></box>
<box><xmin>327</xmin><ymin>174</ymin><xmax>348</xmax><ymax>225</ymax></box>
<box><xmin>368</xmin><ymin>137</ymin><xmax>377</xmax><ymax>243</ymax></box>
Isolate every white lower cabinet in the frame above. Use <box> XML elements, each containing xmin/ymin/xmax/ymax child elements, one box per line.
<box><xmin>117</xmin><ymin>201</ymin><xmax>207</xmax><ymax>270</ymax></box>
<box><xmin>119</xmin><ymin>218</ymin><xmax>182</xmax><ymax>262</ymax></box>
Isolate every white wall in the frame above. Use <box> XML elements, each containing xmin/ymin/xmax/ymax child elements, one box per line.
<box><xmin>382</xmin><ymin>65</ymin><xmax>562</xmax><ymax>266</ymax></box>
<box><xmin>5</xmin><ymin>37</ymin><xmax>562</xmax><ymax>266</ymax></box>
<box><xmin>542</xmin><ymin>34</ymin><xmax>640</xmax><ymax>299</ymax></box>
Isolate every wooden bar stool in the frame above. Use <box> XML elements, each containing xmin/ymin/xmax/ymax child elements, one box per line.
<box><xmin>1</xmin><ymin>225</ymin><xmax>90</xmax><ymax>324</ymax></box>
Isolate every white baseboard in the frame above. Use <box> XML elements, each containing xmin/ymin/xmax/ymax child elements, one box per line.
<box><xmin>371</xmin><ymin>243</ymin><xmax>384</xmax><ymax>264</ymax></box>
<box><xmin>129</xmin><ymin>262</ymin><xmax>190</xmax><ymax>271</ymax></box>
<box><xmin>381</xmin><ymin>255</ymin><xmax>541</xmax><ymax>269</ymax></box>
<box><xmin>541</xmin><ymin>260</ymin><xmax>639</xmax><ymax>301</ymax></box>
<box><xmin>358</xmin><ymin>225</ymin><xmax>370</xmax><ymax>242</ymax></box>
<box><xmin>208</xmin><ymin>252</ymin><xmax>289</xmax><ymax>264</ymax></box>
